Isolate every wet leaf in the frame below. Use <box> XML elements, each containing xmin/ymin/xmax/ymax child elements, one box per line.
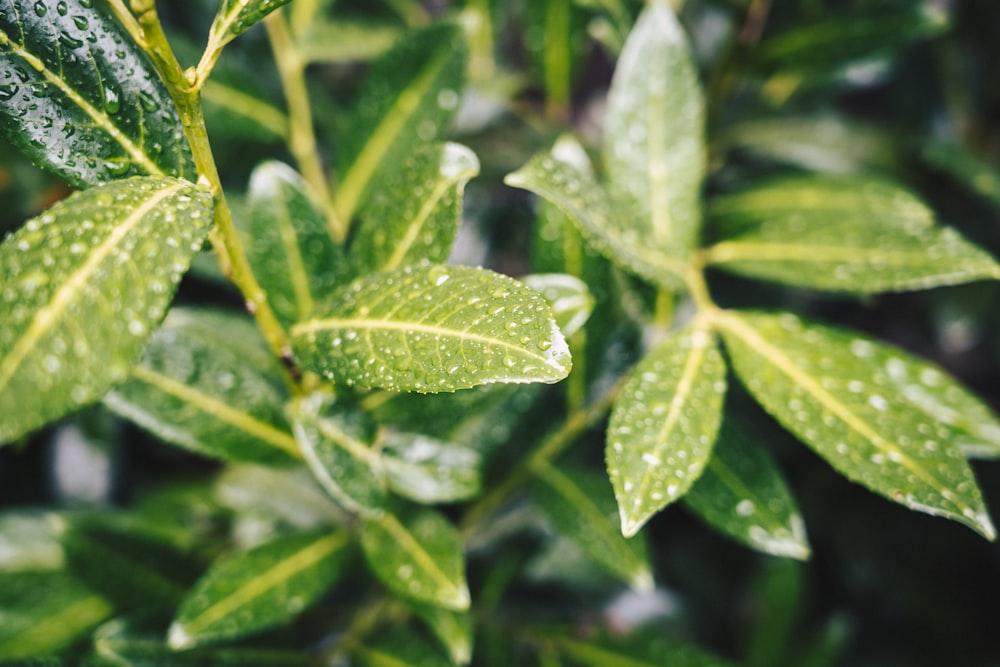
<box><xmin>0</xmin><ymin>0</ymin><xmax>194</xmax><ymax>187</ymax></box>
<box><xmin>335</xmin><ymin>22</ymin><xmax>467</xmax><ymax>221</ymax></box>
<box><xmin>521</xmin><ymin>273</ymin><xmax>594</xmax><ymax>338</ymax></box>
<box><xmin>685</xmin><ymin>413</ymin><xmax>810</xmax><ymax>560</ymax></box>
<box><xmin>350</xmin><ymin>142</ymin><xmax>479</xmax><ymax>277</ymax></box>
<box><xmin>409</xmin><ymin>602</ymin><xmax>474</xmax><ymax>666</ymax></box>
<box><xmin>290</xmin><ymin>264</ymin><xmax>571</xmax><ymax>392</ymax></box>
<box><xmin>168</xmin><ymin>530</ymin><xmax>350</xmax><ymax>649</ymax></box>
<box><xmin>241</xmin><ymin>161</ymin><xmax>347</xmax><ymax>328</ymax></box>
<box><xmin>288</xmin><ymin>393</ymin><xmax>388</xmax><ymax>517</ymax></box>
<box><xmin>380</xmin><ymin>431</ymin><xmax>481</xmax><ymax>504</ymax></box>
<box><xmin>716</xmin><ymin>310</ymin><xmax>995</xmax><ymax>539</ymax></box>
<box><xmin>360</xmin><ymin>507</ymin><xmax>469</xmax><ymax>610</ymax></box>
<box><xmin>607</xmin><ymin>324</ymin><xmax>727</xmax><ymax>537</ymax></box>
<box><xmin>602</xmin><ymin>0</ymin><xmax>704</xmax><ymax>258</ymax></box>
<box><xmin>104</xmin><ymin>308</ymin><xmax>299</xmax><ymax>464</ymax></box>
<box><xmin>533</xmin><ymin>463</ymin><xmax>653</xmax><ymax>590</ymax></box>
<box><xmin>208</xmin><ymin>0</ymin><xmax>292</xmax><ymax>50</ymax></box>
<box><xmin>555</xmin><ymin>631</ymin><xmax>739</xmax><ymax>667</ymax></box>
<box><xmin>0</xmin><ymin>178</ymin><xmax>213</xmax><ymax>443</ymax></box>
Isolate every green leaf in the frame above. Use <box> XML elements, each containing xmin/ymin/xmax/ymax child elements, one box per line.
<box><xmin>380</xmin><ymin>431</ymin><xmax>482</xmax><ymax>503</ymax></box>
<box><xmin>409</xmin><ymin>602</ymin><xmax>474</xmax><ymax>666</ymax></box>
<box><xmin>241</xmin><ymin>161</ymin><xmax>347</xmax><ymax>328</ymax></box>
<box><xmin>521</xmin><ymin>273</ymin><xmax>594</xmax><ymax>338</ymax></box>
<box><xmin>555</xmin><ymin>631</ymin><xmax>739</xmax><ymax>667</ymax></box>
<box><xmin>0</xmin><ymin>1</ymin><xmax>194</xmax><ymax>187</ymax></box>
<box><xmin>104</xmin><ymin>308</ymin><xmax>299</xmax><ymax>463</ymax></box>
<box><xmin>607</xmin><ymin>324</ymin><xmax>727</xmax><ymax>537</ymax></box>
<box><xmin>921</xmin><ymin>141</ymin><xmax>1000</xmax><ymax>209</ymax></box>
<box><xmin>350</xmin><ymin>142</ymin><xmax>479</xmax><ymax>277</ymax></box>
<box><xmin>716</xmin><ymin>310</ymin><xmax>995</xmax><ymax>539</ymax></box>
<box><xmin>215</xmin><ymin>465</ymin><xmax>344</xmax><ymax>531</ymax></box>
<box><xmin>602</xmin><ymin>0</ymin><xmax>704</xmax><ymax>258</ymax></box>
<box><xmin>354</xmin><ymin>627</ymin><xmax>453</xmax><ymax>667</ymax></box>
<box><xmin>684</xmin><ymin>412</ymin><xmax>810</xmax><ymax>560</ymax></box>
<box><xmin>0</xmin><ymin>511</ymin><xmax>64</xmax><ymax>572</ymax></box>
<box><xmin>0</xmin><ymin>177</ymin><xmax>213</xmax><ymax>443</ymax></box>
<box><xmin>168</xmin><ymin>530</ymin><xmax>350</xmax><ymax>649</ymax></box>
<box><xmin>298</xmin><ymin>19</ymin><xmax>401</xmax><ymax>64</ymax></box>
<box><xmin>290</xmin><ymin>264</ymin><xmax>571</xmax><ymax>392</ymax></box>
<box><xmin>506</xmin><ymin>148</ymin><xmax>686</xmax><ymax>289</ymax></box>
<box><xmin>703</xmin><ymin>176</ymin><xmax>1000</xmax><ymax>293</ymax></box>
<box><xmin>360</xmin><ymin>507</ymin><xmax>469</xmax><ymax>610</ymax></box>
<box><xmin>0</xmin><ymin>570</ymin><xmax>112</xmax><ymax>659</ymax></box>
<box><xmin>533</xmin><ymin>463</ymin><xmax>653</xmax><ymax>590</ymax></box>
<box><xmin>335</xmin><ymin>22</ymin><xmax>467</xmax><ymax>221</ymax></box>
<box><xmin>288</xmin><ymin>393</ymin><xmax>388</xmax><ymax>517</ymax></box>
<box><xmin>208</xmin><ymin>0</ymin><xmax>293</xmax><ymax>50</ymax></box>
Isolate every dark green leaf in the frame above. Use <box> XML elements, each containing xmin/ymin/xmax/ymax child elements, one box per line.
<box><xmin>169</xmin><ymin>530</ymin><xmax>350</xmax><ymax>649</ymax></box>
<box><xmin>921</xmin><ymin>141</ymin><xmax>1000</xmax><ymax>209</ymax></box>
<box><xmin>0</xmin><ymin>178</ymin><xmax>213</xmax><ymax>443</ymax></box>
<box><xmin>555</xmin><ymin>631</ymin><xmax>739</xmax><ymax>667</ymax></box>
<box><xmin>104</xmin><ymin>308</ymin><xmax>299</xmax><ymax>463</ymax></box>
<box><xmin>290</xmin><ymin>264</ymin><xmax>571</xmax><ymax>392</ymax></box>
<box><xmin>409</xmin><ymin>602</ymin><xmax>474</xmax><ymax>666</ymax></box>
<box><xmin>716</xmin><ymin>310</ymin><xmax>995</xmax><ymax>539</ymax></box>
<box><xmin>354</xmin><ymin>627</ymin><xmax>452</xmax><ymax>667</ymax></box>
<box><xmin>0</xmin><ymin>1</ymin><xmax>194</xmax><ymax>186</ymax></box>
<box><xmin>208</xmin><ymin>0</ymin><xmax>292</xmax><ymax>50</ymax></box>
<box><xmin>607</xmin><ymin>324</ymin><xmax>727</xmax><ymax>537</ymax></box>
<box><xmin>360</xmin><ymin>507</ymin><xmax>469</xmax><ymax>610</ymax></box>
<box><xmin>380</xmin><ymin>431</ymin><xmax>481</xmax><ymax>503</ymax></box>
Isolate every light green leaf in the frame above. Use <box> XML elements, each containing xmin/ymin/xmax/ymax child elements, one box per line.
<box><xmin>242</xmin><ymin>161</ymin><xmax>347</xmax><ymax>328</ymax></box>
<box><xmin>716</xmin><ymin>310</ymin><xmax>995</xmax><ymax>539</ymax></box>
<box><xmin>506</xmin><ymin>149</ymin><xmax>686</xmax><ymax>289</ymax></box>
<box><xmin>522</xmin><ymin>273</ymin><xmax>594</xmax><ymax>338</ymax></box>
<box><xmin>208</xmin><ymin>0</ymin><xmax>292</xmax><ymax>50</ymax></box>
<box><xmin>104</xmin><ymin>308</ymin><xmax>299</xmax><ymax>463</ymax></box>
<box><xmin>685</xmin><ymin>413</ymin><xmax>810</xmax><ymax>560</ymax></box>
<box><xmin>290</xmin><ymin>264</ymin><xmax>571</xmax><ymax>392</ymax></box>
<box><xmin>298</xmin><ymin>19</ymin><xmax>401</xmax><ymax>64</ymax></box>
<box><xmin>704</xmin><ymin>177</ymin><xmax>1000</xmax><ymax>293</ymax></box>
<box><xmin>533</xmin><ymin>463</ymin><xmax>653</xmax><ymax>590</ymax></box>
<box><xmin>215</xmin><ymin>465</ymin><xmax>345</xmax><ymax>532</ymax></box>
<box><xmin>607</xmin><ymin>325</ymin><xmax>727</xmax><ymax>537</ymax></box>
<box><xmin>335</xmin><ymin>22</ymin><xmax>467</xmax><ymax>221</ymax></box>
<box><xmin>380</xmin><ymin>431</ymin><xmax>481</xmax><ymax>503</ymax></box>
<box><xmin>355</xmin><ymin>627</ymin><xmax>453</xmax><ymax>667</ymax></box>
<box><xmin>288</xmin><ymin>393</ymin><xmax>387</xmax><ymax>517</ymax></box>
<box><xmin>360</xmin><ymin>507</ymin><xmax>469</xmax><ymax>610</ymax></box>
<box><xmin>0</xmin><ymin>511</ymin><xmax>64</xmax><ymax>572</ymax></box>
<box><xmin>350</xmin><ymin>142</ymin><xmax>479</xmax><ymax>277</ymax></box>
<box><xmin>0</xmin><ymin>177</ymin><xmax>213</xmax><ymax>443</ymax></box>
<box><xmin>168</xmin><ymin>530</ymin><xmax>349</xmax><ymax>649</ymax></box>
<box><xmin>555</xmin><ymin>631</ymin><xmax>739</xmax><ymax>667</ymax></box>
<box><xmin>203</xmin><ymin>80</ymin><xmax>288</xmax><ymax>142</ymax></box>
<box><xmin>0</xmin><ymin>570</ymin><xmax>111</xmax><ymax>659</ymax></box>
<box><xmin>410</xmin><ymin>602</ymin><xmax>474</xmax><ymax>666</ymax></box>
<box><xmin>602</xmin><ymin>0</ymin><xmax>704</xmax><ymax>258</ymax></box>
<box><xmin>0</xmin><ymin>1</ymin><xmax>194</xmax><ymax>186</ymax></box>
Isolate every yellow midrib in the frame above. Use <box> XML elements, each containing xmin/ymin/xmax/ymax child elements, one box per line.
<box><xmin>374</xmin><ymin>512</ymin><xmax>468</xmax><ymax>608</ymax></box>
<box><xmin>705</xmin><ymin>240</ymin><xmax>948</xmax><ymax>265</ymax></box>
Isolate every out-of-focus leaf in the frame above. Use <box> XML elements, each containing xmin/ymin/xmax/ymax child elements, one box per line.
<box><xmin>354</xmin><ymin>626</ymin><xmax>453</xmax><ymax>667</ymax></box>
<box><xmin>0</xmin><ymin>178</ymin><xmax>213</xmax><ymax>443</ymax></box>
<box><xmin>298</xmin><ymin>19</ymin><xmax>401</xmax><ymax>64</ymax></box>
<box><xmin>215</xmin><ymin>465</ymin><xmax>344</xmax><ymax>534</ymax></box>
<box><xmin>380</xmin><ymin>431</ymin><xmax>481</xmax><ymax>503</ymax></box>
<box><xmin>207</xmin><ymin>0</ymin><xmax>292</xmax><ymax>50</ymax></box>
<box><xmin>685</xmin><ymin>413</ymin><xmax>810</xmax><ymax>560</ymax></box>
<box><xmin>716</xmin><ymin>310</ymin><xmax>995</xmax><ymax>539</ymax></box>
<box><xmin>289</xmin><ymin>394</ymin><xmax>387</xmax><ymax>517</ymax></box>
<box><xmin>334</xmin><ymin>22</ymin><xmax>467</xmax><ymax>221</ymax></box>
<box><xmin>290</xmin><ymin>264</ymin><xmax>571</xmax><ymax>392</ymax></box>
<box><xmin>202</xmin><ymin>80</ymin><xmax>288</xmax><ymax>142</ymax></box>
<box><xmin>921</xmin><ymin>141</ymin><xmax>1000</xmax><ymax>209</ymax></box>
<box><xmin>360</xmin><ymin>507</ymin><xmax>469</xmax><ymax>610</ymax></box>
<box><xmin>521</xmin><ymin>273</ymin><xmax>594</xmax><ymax>338</ymax></box>
<box><xmin>409</xmin><ymin>602</ymin><xmax>474</xmax><ymax>666</ymax></box>
<box><xmin>533</xmin><ymin>463</ymin><xmax>653</xmax><ymax>590</ymax></box>
<box><xmin>602</xmin><ymin>0</ymin><xmax>704</xmax><ymax>259</ymax></box>
<box><xmin>0</xmin><ymin>0</ymin><xmax>195</xmax><ymax>186</ymax></box>
<box><xmin>607</xmin><ymin>325</ymin><xmax>727</xmax><ymax>537</ymax></box>
<box><xmin>104</xmin><ymin>308</ymin><xmax>299</xmax><ymax>464</ymax></box>
<box><xmin>168</xmin><ymin>530</ymin><xmax>350</xmax><ymax>649</ymax></box>
<box><xmin>0</xmin><ymin>511</ymin><xmax>63</xmax><ymax>571</ymax></box>
<box><xmin>555</xmin><ymin>631</ymin><xmax>739</xmax><ymax>666</ymax></box>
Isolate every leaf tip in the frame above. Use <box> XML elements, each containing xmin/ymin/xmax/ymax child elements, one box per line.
<box><xmin>630</xmin><ymin>568</ymin><xmax>655</xmax><ymax>593</ymax></box>
<box><xmin>444</xmin><ymin>585</ymin><xmax>471</xmax><ymax>611</ymax></box>
<box><xmin>619</xmin><ymin>508</ymin><xmax>648</xmax><ymax>539</ymax></box>
<box><xmin>167</xmin><ymin>622</ymin><xmax>194</xmax><ymax>650</ymax></box>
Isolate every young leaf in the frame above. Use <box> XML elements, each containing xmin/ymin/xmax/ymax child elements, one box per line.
<box><xmin>602</xmin><ymin>0</ymin><xmax>704</xmax><ymax>258</ymax></box>
<box><xmin>288</xmin><ymin>393</ymin><xmax>388</xmax><ymax>517</ymax></box>
<box><xmin>521</xmin><ymin>273</ymin><xmax>594</xmax><ymax>338</ymax></box>
<box><xmin>350</xmin><ymin>142</ymin><xmax>479</xmax><ymax>277</ymax></box>
<box><xmin>409</xmin><ymin>602</ymin><xmax>474</xmax><ymax>666</ymax></box>
<box><xmin>242</xmin><ymin>161</ymin><xmax>347</xmax><ymax>328</ymax></box>
<box><xmin>208</xmin><ymin>0</ymin><xmax>293</xmax><ymax>50</ymax></box>
<box><xmin>607</xmin><ymin>325</ymin><xmax>727</xmax><ymax>537</ymax></box>
<box><xmin>380</xmin><ymin>431</ymin><xmax>482</xmax><ymax>503</ymax></box>
<box><xmin>0</xmin><ymin>1</ymin><xmax>194</xmax><ymax>187</ymax></box>
<box><xmin>684</xmin><ymin>413</ymin><xmax>810</xmax><ymax>560</ymax></box>
<box><xmin>104</xmin><ymin>308</ymin><xmax>300</xmax><ymax>464</ymax></box>
<box><xmin>334</xmin><ymin>22</ymin><xmax>467</xmax><ymax>221</ymax></box>
<box><xmin>290</xmin><ymin>264</ymin><xmax>571</xmax><ymax>392</ymax></box>
<box><xmin>0</xmin><ymin>178</ymin><xmax>213</xmax><ymax>443</ymax></box>
<box><xmin>716</xmin><ymin>310</ymin><xmax>996</xmax><ymax>539</ymax></box>
<box><xmin>168</xmin><ymin>530</ymin><xmax>350</xmax><ymax>649</ymax></box>
<box><xmin>533</xmin><ymin>463</ymin><xmax>653</xmax><ymax>591</ymax></box>
<box><xmin>360</xmin><ymin>507</ymin><xmax>470</xmax><ymax>610</ymax></box>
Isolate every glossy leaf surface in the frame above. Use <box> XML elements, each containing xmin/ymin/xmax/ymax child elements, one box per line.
<box><xmin>410</xmin><ymin>602</ymin><xmax>474</xmax><ymax>666</ymax></box>
<box><xmin>169</xmin><ymin>530</ymin><xmax>349</xmax><ymax>649</ymax></box>
<box><xmin>717</xmin><ymin>310</ymin><xmax>995</xmax><ymax>538</ymax></box>
<box><xmin>209</xmin><ymin>0</ymin><xmax>292</xmax><ymax>49</ymax></box>
<box><xmin>0</xmin><ymin>0</ymin><xmax>194</xmax><ymax>186</ymax></box>
<box><xmin>380</xmin><ymin>431</ymin><xmax>481</xmax><ymax>503</ymax></box>
<box><xmin>521</xmin><ymin>273</ymin><xmax>594</xmax><ymax>338</ymax></box>
<box><xmin>603</xmin><ymin>0</ymin><xmax>704</xmax><ymax>258</ymax></box>
<box><xmin>607</xmin><ymin>325</ymin><xmax>727</xmax><ymax>537</ymax></box>
<box><xmin>0</xmin><ymin>178</ymin><xmax>213</xmax><ymax>443</ymax></box>
<box><xmin>105</xmin><ymin>308</ymin><xmax>299</xmax><ymax>463</ymax></box>
<box><xmin>290</xmin><ymin>264</ymin><xmax>571</xmax><ymax>392</ymax></box>
<box><xmin>360</xmin><ymin>507</ymin><xmax>469</xmax><ymax>610</ymax></box>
